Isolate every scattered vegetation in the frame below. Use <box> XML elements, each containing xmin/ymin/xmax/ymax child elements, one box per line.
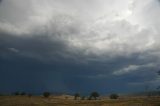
<box><xmin>20</xmin><ymin>92</ymin><xmax>26</xmax><ymax>96</ymax></box>
<box><xmin>43</xmin><ymin>92</ymin><xmax>50</xmax><ymax>98</ymax></box>
<box><xmin>110</xmin><ymin>93</ymin><xmax>119</xmax><ymax>99</ymax></box>
<box><xmin>81</xmin><ymin>96</ymin><xmax>85</xmax><ymax>100</ymax></box>
<box><xmin>90</xmin><ymin>92</ymin><xmax>100</xmax><ymax>100</ymax></box>
<box><xmin>74</xmin><ymin>93</ymin><xmax>80</xmax><ymax>100</ymax></box>
<box><xmin>14</xmin><ymin>92</ymin><xmax>20</xmax><ymax>96</ymax></box>
<box><xmin>1</xmin><ymin>96</ymin><xmax>160</xmax><ymax>106</ymax></box>
<box><xmin>13</xmin><ymin>92</ymin><xmax>28</xmax><ymax>96</ymax></box>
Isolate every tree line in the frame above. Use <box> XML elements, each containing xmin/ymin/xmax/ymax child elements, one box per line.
<box><xmin>1</xmin><ymin>91</ymin><xmax>119</xmax><ymax>100</ymax></box>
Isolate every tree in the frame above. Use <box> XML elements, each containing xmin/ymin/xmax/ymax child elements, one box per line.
<box><xmin>81</xmin><ymin>96</ymin><xmax>85</xmax><ymax>100</ymax></box>
<box><xmin>90</xmin><ymin>92</ymin><xmax>99</xmax><ymax>100</ymax></box>
<box><xmin>20</xmin><ymin>92</ymin><xmax>26</xmax><ymax>96</ymax></box>
<box><xmin>88</xmin><ymin>96</ymin><xmax>92</xmax><ymax>100</ymax></box>
<box><xmin>110</xmin><ymin>94</ymin><xmax>119</xmax><ymax>99</ymax></box>
<box><xmin>74</xmin><ymin>93</ymin><xmax>80</xmax><ymax>100</ymax></box>
<box><xmin>43</xmin><ymin>92</ymin><xmax>50</xmax><ymax>98</ymax></box>
<box><xmin>14</xmin><ymin>92</ymin><xmax>20</xmax><ymax>96</ymax></box>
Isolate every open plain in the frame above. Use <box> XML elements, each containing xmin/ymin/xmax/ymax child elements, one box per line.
<box><xmin>0</xmin><ymin>96</ymin><xmax>160</xmax><ymax>106</ymax></box>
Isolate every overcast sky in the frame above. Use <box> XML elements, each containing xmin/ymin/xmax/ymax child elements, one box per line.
<box><xmin>0</xmin><ymin>0</ymin><xmax>160</xmax><ymax>94</ymax></box>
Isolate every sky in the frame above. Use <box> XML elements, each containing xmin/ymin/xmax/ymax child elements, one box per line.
<box><xmin>0</xmin><ymin>0</ymin><xmax>160</xmax><ymax>95</ymax></box>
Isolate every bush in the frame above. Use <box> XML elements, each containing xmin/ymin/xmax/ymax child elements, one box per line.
<box><xmin>20</xmin><ymin>92</ymin><xmax>26</xmax><ymax>96</ymax></box>
<box><xmin>90</xmin><ymin>92</ymin><xmax>100</xmax><ymax>100</ymax></box>
<box><xmin>88</xmin><ymin>96</ymin><xmax>92</xmax><ymax>100</ymax></box>
<box><xmin>0</xmin><ymin>93</ymin><xmax>4</xmax><ymax>96</ymax></box>
<box><xmin>74</xmin><ymin>93</ymin><xmax>80</xmax><ymax>100</ymax></box>
<box><xmin>43</xmin><ymin>92</ymin><xmax>50</xmax><ymax>98</ymax></box>
<box><xmin>81</xmin><ymin>96</ymin><xmax>85</xmax><ymax>100</ymax></box>
<box><xmin>110</xmin><ymin>94</ymin><xmax>119</xmax><ymax>99</ymax></box>
<box><xmin>14</xmin><ymin>92</ymin><xmax>20</xmax><ymax>96</ymax></box>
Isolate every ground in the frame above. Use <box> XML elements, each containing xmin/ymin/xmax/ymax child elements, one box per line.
<box><xmin>0</xmin><ymin>96</ymin><xmax>160</xmax><ymax>106</ymax></box>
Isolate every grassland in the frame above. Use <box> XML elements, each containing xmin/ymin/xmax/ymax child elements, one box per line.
<box><xmin>0</xmin><ymin>95</ymin><xmax>160</xmax><ymax>106</ymax></box>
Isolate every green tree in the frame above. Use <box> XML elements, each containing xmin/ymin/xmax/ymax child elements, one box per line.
<box><xmin>90</xmin><ymin>92</ymin><xmax>99</xmax><ymax>100</ymax></box>
<box><xmin>14</xmin><ymin>92</ymin><xmax>20</xmax><ymax>96</ymax></box>
<box><xmin>43</xmin><ymin>92</ymin><xmax>50</xmax><ymax>98</ymax></box>
<box><xmin>110</xmin><ymin>94</ymin><xmax>119</xmax><ymax>99</ymax></box>
<box><xmin>20</xmin><ymin>92</ymin><xmax>26</xmax><ymax>96</ymax></box>
<box><xmin>81</xmin><ymin>96</ymin><xmax>85</xmax><ymax>100</ymax></box>
<box><xmin>74</xmin><ymin>93</ymin><xmax>80</xmax><ymax>100</ymax></box>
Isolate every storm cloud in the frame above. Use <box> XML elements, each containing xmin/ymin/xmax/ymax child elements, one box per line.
<box><xmin>0</xmin><ymin>0</ymin><xmax>160</xmax><ymax>94</ymax></box>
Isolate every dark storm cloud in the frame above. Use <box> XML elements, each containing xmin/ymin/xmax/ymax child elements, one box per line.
<box><xmin>0</xmin><ymin>0</ymin><xmax>160</xmax><ymax>94</ymax></box>
<box><xmin>0</xmin><ymin>32</ymin><xmax>67</xmax><ymax>61</ymax></box>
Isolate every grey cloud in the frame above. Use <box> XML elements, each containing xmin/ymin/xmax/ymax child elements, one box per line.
<box><xmin>8</xmin><ymin>48</ymin><xmax>19</xmax><ymax>53</ymax></box>
<box><xmin>0</xmin><ymin>0</ymin><xmax>160</xmax><ymax>93</ymax></box>
<box><xmin>0</xmin><ymin>0</ymin><xmax>160</xmax><ymax>62</ymax></box>
<box><xmin>113</xmin><ymin>63</ymin><xmax>156</xmax><ymax>76</ymax></box>
<box><xmin>0</xmin><ymin>32</ymin><xmax>70</xmax><ymax>62</ymax></box>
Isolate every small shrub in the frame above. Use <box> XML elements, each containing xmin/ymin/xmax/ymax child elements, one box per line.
<box><xmin>90</xmin><ymin>92</ymin><xmax>100</xmax><ymax>100</ymax></box>
<box><xmin>0</xmin><ymin>93</ymin><xmax>4</xmax><ymax>96</ymax></box>
<box><xmin>43</xmin><ymin>92</ymin><xmax>50</xmax><ymax>98</ymax></box>
<box><xmin>14</xmin><ymin>92</ymin><xmax>20</xmax><ymax>96</ymax></box>
<box><xmin>81</xmin><ymin>96</ymin><xmax>85</xmax><ymax>100</ymax></box>
<box><xmin>110</xmin><ymin>94</ymin><xmax>119</xmax><ymax>99</ymax></box>
<box><xmin>21</xmin><ymin>92</ymin><xmax>26</xmax><ymax>96</ymax></box>
<box><xmin>88</xmin><ymin>96</ymin><xmax>92</xmax><ymax>100</ymax></box>
<box><xmin>28</xmin><ymin>94</ymin><xmax>32</xmax><ymax>98</ymax></box>
<box><xmin>74</xmin><ymin>93</ymin><xmax>80</xmax><ymax>100</ymax></box>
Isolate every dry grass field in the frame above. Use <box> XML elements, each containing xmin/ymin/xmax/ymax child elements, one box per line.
<box><xmin>0</xmin><ymin>96</ymin><xmax>160</xmax><ymax>106</ymax></box>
